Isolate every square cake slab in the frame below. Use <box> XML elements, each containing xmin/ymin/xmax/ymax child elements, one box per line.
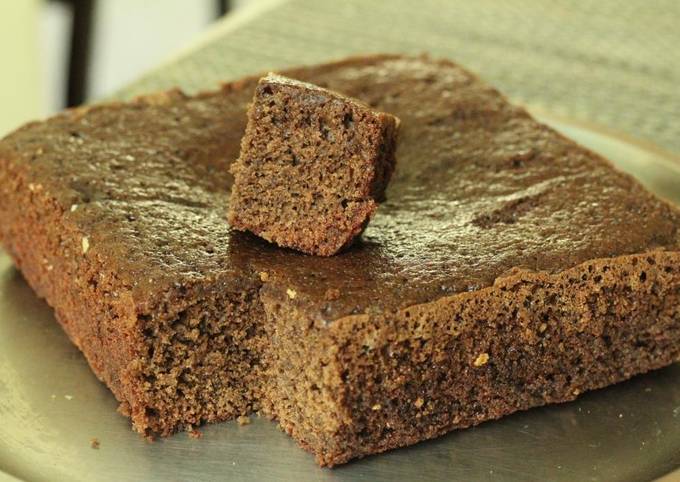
<box><xmin>1</xmin><ymin>55</ymin><xmax>679</xmax><ymax>466</ymax></box>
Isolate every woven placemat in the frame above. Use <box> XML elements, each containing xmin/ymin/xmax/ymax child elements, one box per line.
<box><xmin>120</xmin><ymin>0</ymin><xmax>680</xmax><ymax>154</ymax></box>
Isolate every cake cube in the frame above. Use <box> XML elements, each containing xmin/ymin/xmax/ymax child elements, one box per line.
<box><xmin>228</xmin><ymin>74</ymin><xmax>399</xmax><ymax>256</ymax></box>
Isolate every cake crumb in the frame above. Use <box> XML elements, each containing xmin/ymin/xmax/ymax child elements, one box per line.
<box><xmin>286</xmin><ymin>289</ymin><xmax>297</xmax><ymax>299</ymax></box>
<box><xmin>371</xmin><ymin>404</ymin><xmax>382</xmax><ymax>411</ymax></box>
<box><xmin>70</xmin><ymin>204</ymin><xmax>79</xmax><ymax>212</ymax></box>
<box><xmin>28</xmin><ymin>183</ymin><xmax>43</xmax><ymax>192</ymax></box>
<box><xmin>82</xmin><ymin>237</ymin><xmax>90</xmax><ymax>254</ymax></box>
<box><xmin>259</xmin><ymin>271</ymin><xmax>269</xmax><ymax>282</ymax></box>
<box><xmin>324</xmin><ymin>288</ymin><xmax>341</xmax><ymax>301</ymax></box>
<box><xmin>473</xmin><ymin>352</ymin><xmax>489</xmax><ymax>367</ymax></box>
<box><xmin>188</xmin><ymin>429</ymin><xmax>202</xmax><ymax>439</ymax></box>
<box><xmin>64</xmin><ymin>394</ymin><xmax>73</xmax><ymax>400</ymax></box>
<box><xmin>572</xmin><ymin>388</ymin><xmax>580</xmax><ymax>396</ymax></box>
<box><xmin>237</xmin><ymin>415</ymin><xmax>251</xmax><ymax>425</ymax></box>
<box><xmin>539</xmin><ymin>323</ymin><xmax>548</xmax><ymax>333</ymax></box>
<box><xmin>90</xmin><ymin>438</ymin><xmax>100</xmax><ymax>449</ymax></box>
<box><xmin>414</xmin><ymin>398</ymin><xmax>425</xmax><ymax>408</ymax></box>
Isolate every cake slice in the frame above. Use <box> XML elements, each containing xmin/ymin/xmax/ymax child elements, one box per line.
<box><xmin>228</xmin><ymin>74</ymin><xmax>399</xmax><ymax>256</ymax></box>
<box><xmin>0</xmin><ymin>55</ymin><xmax>679</xmax><ymax>467</ymax></box>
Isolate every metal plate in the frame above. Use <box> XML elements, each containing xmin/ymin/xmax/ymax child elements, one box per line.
<box><xmin>1</xmin><ymin>115</ymin><xmax>679</xmax><ymax>482</ymax></box>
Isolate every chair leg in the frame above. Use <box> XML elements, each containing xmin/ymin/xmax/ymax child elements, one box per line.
<box><xmin>67</xmin><ymin>0</ymin><xmax>94</xmax><ymax>106</ymax></box>
<box><xmin>216</xmin><ymin>0</ymin><xmax>231</xmax><ymax>17</ymax></box>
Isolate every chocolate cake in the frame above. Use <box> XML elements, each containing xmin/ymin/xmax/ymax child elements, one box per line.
<box><xmin>0</xmin><ymin>55</ymin><xmax>679</xmax><ymax>467</ymax></box>
<box><xmin>228</xmin><ymin>74</ymin><xmax>399</xmax><ymax>256</ymax></box>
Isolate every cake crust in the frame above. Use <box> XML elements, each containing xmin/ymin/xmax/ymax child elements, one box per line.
<box><xmin>0</xmin><ymin>54</ymin><xmax>679</xmax><ymax>466</ymax></box>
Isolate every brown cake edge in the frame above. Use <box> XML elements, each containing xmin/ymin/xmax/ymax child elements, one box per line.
<box><xmin>0</xmin><ymin>155</ymin><xmax>143</xmax><ymax>413</ymax></box>
<box><xmin>260</xmin><ymin>249</ymin><xmax>680</xmax><ymax>466</ymax></box>
<box><xmin>0</xmin><ymin>154</ymin><xmax>269</xmax><ymax>437</ymax></box>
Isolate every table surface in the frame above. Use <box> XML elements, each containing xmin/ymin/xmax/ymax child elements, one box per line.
<box><xmin>118</xmin><ymin>0</ymin><xmax>680</xmax><ymax>157</ymax></box>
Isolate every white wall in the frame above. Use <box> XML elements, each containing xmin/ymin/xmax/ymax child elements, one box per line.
<box><xmin>88</xmin><ymin>0</ymin><xmax>216</xmax><ymax>100</ymax></box>
<box><xmin>0</xmin><ymin>0</ymin><xmax>249</xmax><ymax>136</ymax></box>
<box><xmin>0</xmin><ymin>0</ymin><xmax>43</xmax><ymax>136</ymax></box>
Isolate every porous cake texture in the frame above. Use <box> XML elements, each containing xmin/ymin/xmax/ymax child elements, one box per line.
<box><xmin>0</xmin><ymin>55</ymin><xmax>679</xmax><ymax>466</ymax></box>
<box><xmin>229</xmin><ymin>74</ymin><xmax>399</xmax><ymax>256</ymax></box>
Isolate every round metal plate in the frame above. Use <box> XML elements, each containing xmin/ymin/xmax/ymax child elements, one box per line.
<box><xmin>1</xmin><ymin>115</ymin><xmax>679</xmax><ymax>482</ymax></box>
